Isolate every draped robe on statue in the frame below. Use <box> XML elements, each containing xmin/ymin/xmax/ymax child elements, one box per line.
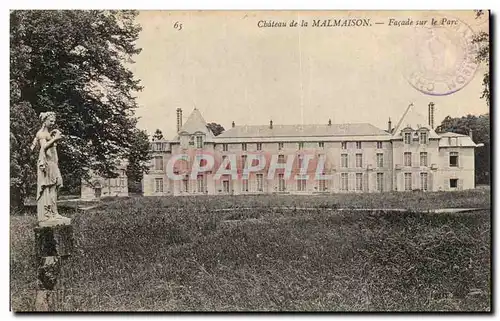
<box><xmin>36</xmin><ymin>131</ymin><xmax>63</xmax><ymax>222</ymax></box>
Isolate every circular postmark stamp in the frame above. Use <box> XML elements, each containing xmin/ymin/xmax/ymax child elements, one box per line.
<box><xmin>403</xmin><ymin>14</ymin><xmax>480</xmax><ymax>96</ymax></box>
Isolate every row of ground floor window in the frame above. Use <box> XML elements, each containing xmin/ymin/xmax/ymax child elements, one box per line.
<box><xmin>144</xmin><ymin>171</ymin><xmax>468</xmax><ymax>195</ymax></box>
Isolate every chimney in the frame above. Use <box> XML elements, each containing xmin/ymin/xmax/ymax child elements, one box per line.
<box><xmin>328</xmin><ymin>119</ymin><xmax>332</xmax><ymax>126</ymax></box>
<box><xmin>469</xmin><ymin>129</ymin><xmax>473</xmax><ymax>140</ymax></box>
<box><xmin>232</xmin><ymin>121</ymin><xmax>235</xmax><ymax>128</ymax></box>
<box><xmin>176</xmin><ymin>108</ymin><xmax>183</xmax><ymax>133</ymax></box>
<box><xmin>388</xmin><ymin>117</ymin><xmax>392</xmax><ymax>133</ymax></box>
<box><xmin>428</xmin><ymin>102</ymin><xmax>435</xmax><ymax>129</ymax></box>
<box><xmin>269</xmin><ymin>120</ymin><xmax>273</xmax><ymax>129</ymax></box>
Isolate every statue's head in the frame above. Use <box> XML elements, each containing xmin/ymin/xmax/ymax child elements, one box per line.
<box><xmin>40</xmin><ymin>112</ymin><xmax>56</xmax><ymax>129</ymax></box>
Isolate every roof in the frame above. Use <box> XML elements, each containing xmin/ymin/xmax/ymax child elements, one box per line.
<box><xmin>172</xmin><ymin>108</ymin><xmax>215</xmax><ymax>141</ymax></box>
<box><xmin>438</xmin><ymin>131</ymin><xmax>477</xmax><ymax>147</ymax></box>
<box><xmin>392</xmin><ymin>125</ymin><xmax>441</xmax><ymax>139</ymax></box>
<box><xmin>438</xmin><ymin>132</ymin><xmax>468</xmax><ymax>137</ymax></box>
<box><xmin>217</xmin><ymin>123</ymin><xmax>390</xmax><ymax>139</ymax></box>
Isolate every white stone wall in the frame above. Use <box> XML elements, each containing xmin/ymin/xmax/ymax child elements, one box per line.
<box><xmin>142</xmin><ymin>137</ymin><xmax>477</xmax><ymax>196</ymax></box>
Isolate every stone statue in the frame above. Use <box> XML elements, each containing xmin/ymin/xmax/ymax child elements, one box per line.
<box><xmin>31</xmin><ymin>112</ymin><xmax>71</xmax><ymax>227</ymax></box>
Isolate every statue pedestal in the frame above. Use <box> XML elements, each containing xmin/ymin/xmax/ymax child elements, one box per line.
<box><xmin>34</xmin><ymin>224</ymin><xmax>73</xmax><ymax>258</ymax></box>
<box><xmin>33</xmin><ymin>224</ymin><xmax>74</xmax><ymax>311</ymax></box>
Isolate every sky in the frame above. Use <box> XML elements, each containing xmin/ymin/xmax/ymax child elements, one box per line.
<box><xmin>128</xmin><ymin>10</ymin><xmax>490</xmax><ymax>139</ymax></box>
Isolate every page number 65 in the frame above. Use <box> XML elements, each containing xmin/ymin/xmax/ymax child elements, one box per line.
<box><xmin>174</xmin><ymin>22</ymin><xmax>183</xmax><ymax>31</ymax></box>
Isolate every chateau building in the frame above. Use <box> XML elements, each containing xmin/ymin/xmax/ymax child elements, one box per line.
<box><xmin>143</xmin><ymin>106</ymin><xmax>480</xmax><ymax>196</ymax></box>
<box><xmin>81</xmin><ymin>161</ymin><xmax>129</xmax><ymax>200</ymax></box>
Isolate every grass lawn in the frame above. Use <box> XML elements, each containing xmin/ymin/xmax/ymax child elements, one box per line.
<box><xmin>10</xmin><ymin>190</ymin><xmax>491</xmax><ymax>311</ymax></box>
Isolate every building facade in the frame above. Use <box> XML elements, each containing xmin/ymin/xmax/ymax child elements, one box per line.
<box><xmin>81</xmin><ymin>161</ymin><xmax>129</xmax><ymax>200</ymax></box>
<box><xmin>143</xmin><ymin>108</ymin><xmax>480</xmax><ymax>196</ymax></box>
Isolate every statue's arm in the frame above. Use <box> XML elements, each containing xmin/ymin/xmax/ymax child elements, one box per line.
<box><xmin>41</xmin><ymin>131</ymin><xmax>62</xmax><ymax>152</ymax></box>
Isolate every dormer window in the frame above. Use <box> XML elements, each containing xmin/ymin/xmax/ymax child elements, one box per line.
<box><xmin>196</xmin><ymin>136</ymin><xmax>203</xmax><ymax>149</ymax></box>
<box><xmin>419</xmin><ymin>131</ymin><xmax>428</xmax><ymax>144</ymax></box>
<box><xmin>404</xmin><ymin>132</ymin><xmax>412</xmax><ymax>145</ymax></box>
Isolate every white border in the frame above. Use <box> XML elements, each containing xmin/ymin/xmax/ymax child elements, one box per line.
<box><xmin>2</xmin><ymin>1</ymin><xmax>497</xmax><ymax>320</ymax></box>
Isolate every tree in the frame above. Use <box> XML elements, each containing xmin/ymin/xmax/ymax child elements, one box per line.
<box><xmin>152</xmin><ymin>129</ymin><xmax>164</xmax><ymax>141</ymax></box>
<box><xmin>473</xmin><ymin>10</ymin><xmax>490</xmax><ymax>106</ymax></box>
<box><xmin>10</xmin><ymin>10</ymin><xmax>148</xmax><ymax>209</ymax></box>
<box><xmin>126</xmin><ymin>129</ymin><xmax>151</xmax><ymax>193</ymax></box>
<box><xmin>10</xmin><ymin>102</ymin><xmax>38</xmax><ymax>211</ymax></box>
<box><xmin>206</xmin><ymin>122</ymin><xmax>225</xmax><ymax>136</ymax></box>
<box><xmin>436</xmin><ymin>114</ymin><xmax>490</xmax><ymax>185</ymax></box>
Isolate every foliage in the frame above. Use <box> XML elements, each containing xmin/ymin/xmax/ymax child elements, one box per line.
<box><xmin>126</xmin><ymin>129</ymin><xmax>151</xmax><ymax>189</ymax></box>
<box><xmin>10</xmin><ymin>193</ymin><xmax>490</xmax><ymax>311</ymax></box>
<box><xmin>436</xmin><ymin>114</ymin><xmax>490</xmax><ymax>185</ymax></box>
<box><xmin>10</xmin><ymin>102</ymin><xmax>38</xmax><ymax>209</ymax></box>
<box><xmin>10</xmin><ymin>10</ymin><xmax>148</xmax><ymax>206</ymax></box>
<box><xmin>152</xmin><ymin>129</ymin><xmax>164</xmax><ymax>141</ymax></box>
<box><xmin>473</xmin><ymin>10</ymin><xmax>490</xmax><ymax>106</ymax></box>
<box><xmin>206</xmin><ymin>122</ymin><xmax>225</xmax><ymax>136</ymax></box>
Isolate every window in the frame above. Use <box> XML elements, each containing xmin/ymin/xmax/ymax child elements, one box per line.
<box><xmin>195</xmin><ymin>154</ymin><xmax>203</xmax><ymax>167</ymax></box>
<box><xmin>419</xmin><ymin>131</ymin><xmax>428</xmax><ymax>144</ymax></box>
<box><xmin>404</xmin><ymin>152</ymin><xmax>412</xmax><ymax>167</ymax></box>
<box><xmin>377</xmin><ymin>173</ymin><xmax>384</xmax><ymax>192</ymax></box>
<box><xmin>241</xmin><ymin>155</ymin><xmax>247</xmax><ymax>168</ymax></box>
<box><xmin>196</xmin><ymin>136</ymin><xmax>203</xmax><ymax>149</ymax></box>
<box><xmin>341</xmin><ymin>154</ymin><xmax>348</xmax><ymax>168</ymax></box>
<box><xmin>256</xmin><ymin>174</ymin><xmax>263</xmax><ymax>192</ymax></box>
<box><xmin>298</xmin><ymin>155</ymin><xmax>304</xmax><ymax>170</ymax></box>
<box><xmin>242</xmin><ymin>179</ymin><xmax>249</xmax><ymax>192</ymax></box>
<box><xmin>420</xmin><ymin>152</ymin><xmax>428</xmax><ymax>167</ymax></box>
<box><xmin>155</xmin><ymin>178</ymin><xmax>163</xmax><ymax>193</ymax></box>
<box><xmin>404</xmin><ymin>173</ymin><xmax>412</xmax><ymax>191</ymax></box>
<box><xmin>257</xmin><ymin>143</ymin><xmax>262</xmax><ymax>151</ymax></box>
<box><xmin>278</xmin><ymin>174</ymin><xmax>285</xmax><ymax>191</ymax></box>
<box><xmin>450</xmin><ymin>178</ymin><xmax>458</xmax><ymax>188</ymax></box>
<box><xmin>449</xmin><ymin>152</ymin><xmax>459</xmax><ymax>167</ymax></box>
<box><xmin>183</xmin><ymin>176</ymin><xmax>189</xmax><ymax>192</ymax></box>
<box><xmin>256</xmin><ymin>154</ymin><xmax>264</xmax><ymax>166</ymax></box>
<box><xmin>223</xmin><ymin>144</ymin><xmax>228</xmax><ymax>152</ymax></box>
<box><xmin>120</xmin><ymin>178</ymin><xmax>125</xmax><ymax>187</ymax></box>
<box><xmin>377</xmin><ymin>141</ymin><xmax>383</xmax><ymax>149</ymax></box>
<box><xmin>223</xmin><ymin>179</ymin><xmax>230</xmax><ymax>193</ymax></box>
<box><xmin>356</xmin><ymin>153</ymin><xmax>363</xmax><ymax>168</ymax></box>
<box><xmin>278</xmin><ymin>154</ymin><xmax>285</xmax><ymax>163</ymax></box>
<box><xmin>376</xmin><ymin>153</ymin><xmax>384</xmax><ymax>168</ymax></box>
<box><xmin>356</xmin><ymin>141</ymin><xmax>362</xmax><ymax>149</ymax></box>
<box><xmin>197</xmin><ymin>175</ymin><xmax>205</xmax><ymax>193</ymax></box>
<box><xmin>154</xmin><ymin>156</ymin><xmax>164</xmax><ymax>171</ymax></box>
<box><xmin>341</xmin><ymin>173</ymin><xmax>349</xmax><ymax>191</ymax></box>
<box><xmin>222</xmin><ymin>155</ymin><xmax>230</xmax><ymax>170</ymax></box>
<box><xmin>341</xmin><ymin>142</ymin><xmax>347</xmax><ymax>150</ymax></box>
<box><xmin>420</xmin><ymin>173</ymin><xmax>428</xmax><ymax>191</ymax></box>
<box><xmin>319</xmin><ymin>142</ymin><xmax>324</xmax><ymax>148</ymax></box>
<box><xmin>152</xmin><ymin>142</ymin><xmax>166</xmax><ymax>152</ymax></box>
<box><xmin>355</xmin><ymin>173</ymin><xmax>363</xmax><ymax>191</ymax></box>
<box><xmin>242</xmin><ymin>143</ymin><xmax>247</xmax><ymax>151</ymax></box>
<box><xmin>297</xmin><ymin>179</ymin><xmax>306</xmax><ymax>191</ymax></box>
<box><xmin>278</xmin><ymin>142</ymin><xmax>284</xmax><ymax>150</ymax></box>
<box><xmin>404</xmin><ymin>132</ymin><xmax>412</xmax><ymax>144</ymax></box>
<box><xmin>298</xmin><ymin>142</ymin><xmax>304</xmax><ymax>150</ymax></box>
<box><xmin>319</xmin><ymin>179</ymin><xmax>327</xmax><ymax>192</ymax></box>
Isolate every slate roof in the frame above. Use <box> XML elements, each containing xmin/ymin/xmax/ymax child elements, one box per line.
<box><xmin>217</xmin><ymin>123</ymin><xmax>390</xmax><ymax>139</ymax></box>
<box><xmin>438</xmin><ymin>132</ymin><xmax>477</xmax><ymax>147</ymax></box>
<box><xmin>173</xmin><ymin>108</ymin><xmax>215</xmax><ymax>141</ymax></box>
